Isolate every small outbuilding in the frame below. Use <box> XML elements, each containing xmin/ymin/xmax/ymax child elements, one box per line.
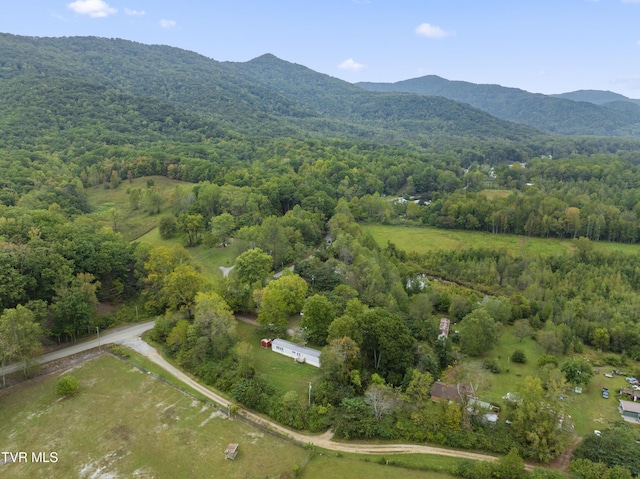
<box><xmin>619</xmin><ymin>400</ymin><xmax>640</xmax><ymax>420</ymax></box>
<box><xmin>438</xmin><ymin>318</ymin><xmax>451</xmax><ymax>339</ymax></box>
<box><xmin>224</xmin><ymin>443</ymin><xmax>239</xmax><ymax>460</ymax></box>
<box><xmin>619</xmin><ymin>388</ymin><xmax>640</xmax><ymax>401</ymax></box>
<box><xmin>271</xmin><ymin>338</ymin><xmax>321</xmax><ymax>368</ymax></box>
<box><xmin>260</xmin><ymin>339</ymin><xmax>272</xmax><ymax>348</ymax></box>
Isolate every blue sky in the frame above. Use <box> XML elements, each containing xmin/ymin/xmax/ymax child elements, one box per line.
<box><xmin>3</xmin><ymin>0</ymin><xmax>640</xmax><ymax>97</ymax></box>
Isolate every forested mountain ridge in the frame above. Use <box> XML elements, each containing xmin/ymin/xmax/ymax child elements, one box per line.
<box><xmin>0</xmin><ymin>33</ymin><xmax>544</xmax><ymax>146</ymax></box>
<box><xmin>226</xmin><ymin>53</ymin><xmax>541</xmax><ymax>142</ymax></box>
<box><xmin>358</xmin><ymin>75</ymin><xmax>640</xmax><ymax>137</ymax></box>
<box><xmin>552</xmin><ymin>89</ymin><xmax>640</xmax><ymax>106</ymax></box>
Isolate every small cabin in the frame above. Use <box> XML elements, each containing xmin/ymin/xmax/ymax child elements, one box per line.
<box><xmin>260</xmin><ymin>338</ymin><xmax>272</xmax><ymax>348</ymax></box>
<box><xmin>271</xmin><ymin>338</ymin><xmax>321</xmax><ymax>368</ymax></box>
<box><xmin>224</xmin><ymin>443</ymin><xmax>239</xmax><ymax>460</ymax></box>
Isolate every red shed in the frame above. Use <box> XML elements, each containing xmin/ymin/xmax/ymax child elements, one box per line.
<box><xmin>260</xmin><ymin>338</ymin><xmax>272</xmax><ymax>348</ymax></box>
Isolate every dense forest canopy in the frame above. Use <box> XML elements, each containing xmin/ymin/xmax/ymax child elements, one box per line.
<box><xmin>358</xmin><ymin>75</ymin><xmax>640</xmax><ymax>137</ymax></box>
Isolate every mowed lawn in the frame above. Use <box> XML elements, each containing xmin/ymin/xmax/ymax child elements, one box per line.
<box><xmin>86</xmin><ymin>175</ymin><xmax>193</xmax><ymax>241</ymax></box>
<box><xmin>0</xmin><ymin>355</ymin><xmax>309</xmax><ymax>479</ymax></box>
<box><xmin>236</xmin><ymin>321</ymin><xmax>322</xmax><ymax>399</ymax></box>
<box><xmin>363</xmin><ymin>224</ymin><xmax>640</xmax><ymax>256</ymax></box>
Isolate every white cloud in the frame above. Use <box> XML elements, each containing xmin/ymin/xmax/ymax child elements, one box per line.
<box><xmin>67</xmin><ymin>0</ymin><xmax>117</xmax><ymax>18</ymax></box>
<box><xmin>415</xmin><ymin>22</ymin><xmax>452</xmax><ymax>39</ymax></box>
<box><xmin>124</xmin><ymin>8</ymin><xmax>146</xmax><ymax>16</ymax></box>
<box><xmin>339</xmin><ymin>58</ymin><xmax>366</xmax><ymax>72</ymax></box>
<box><xmin>160</xmin><ymin>19</ymin><xmax>176</xmax><ymax>29</ymax></box>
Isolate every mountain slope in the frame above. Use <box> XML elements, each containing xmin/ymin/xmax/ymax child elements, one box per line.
<box><xmin>226</xmin><ymin>54</ymin><xmax>542</xmax><ymax>141</ymax></box>
<box><xmin>0</xmin><ymin>34</ymin><xmax>549</xmax><ymax>146</ymax></box>
<box><xmin>0</xmin><ymin>33</ymin><xmax>315</xmax><ymax>137</ymax></box>
<box><xmin>358</xmin><ymin>75</ymin><xmax>640</xmax><ymax>136</ymax></box>
<box><xmin>552</xmin><ymin>90</ymin><xmax>640</xmax><ymax>106</ymax></box>
<box><xmin>0</xmin><ymin>74</ymin><xmax>229</xmax><ymax>152</ymax></box>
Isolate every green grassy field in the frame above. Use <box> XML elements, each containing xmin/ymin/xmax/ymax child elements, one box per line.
<box><xmin>481</xmin><ymin>329</ymin><xmax>547</xmax><ymax>404</ymax></box>
<box><xmin>301</xmin><ymin>454</ymin><xmax>459</xmax><ymax>479</ymax></box>
<box><xmin>236</xmin><ymin>321</ymin><xmax>322</xmax><ymax>399</ymax></box>
<box><xmin>478</xmin><ymin>189</ymin><xmax>514</xmax><ymax>200</ymax></box>
<box><xmin>363</xmin><ymin>224</ymin><xmax>640</xmax><ymax>256</ymax></box>
<box><xmin>476</xmin><ymin>326</ymin><xmax>635</xmax><ymax>437</ymax></box>
<box><xmin>86</xmin><ymin>176</ymin><xmax>193</xmax><ymax>241</ymax></box>
<box><xmin>0</xmin><ymin>354</ymin><xmax>309</xmax><ymax>479</ymax></box>
<box><xmin>137</xmin><ymin>228</ymin><xmax>241</xmax><ymax>282</ymax></box>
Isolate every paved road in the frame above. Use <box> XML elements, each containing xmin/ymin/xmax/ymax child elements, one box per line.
<box><xmin>0</xmin><ymin>321</ymin><xmax>155</xmax><ymax>377</ymax></box>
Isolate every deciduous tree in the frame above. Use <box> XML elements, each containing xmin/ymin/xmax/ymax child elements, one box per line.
<box><xmin>301</xmin><ymin>294</ymin><xmax>335</xmax><ymax>345</ymax></box>
<box><xmin>0</xmin><ymin>305</ymin><xmax>43</xmax><ymax>378</ymax></box>
<box><xmin>459</xmin><ymin>308</ymin><xmax>498</xmax><ymax>356</ymax></box>
<box><xmin>561</xmin><ymin>358</ymin><xmax>594</xmax><ymax>388</ymax></box>
<box><xmin>235</xmin><ymin>248</ymin><xmax>272</xmax><ymax>286</ymax></box>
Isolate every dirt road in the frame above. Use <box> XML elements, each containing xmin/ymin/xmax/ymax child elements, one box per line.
<box><xmin>120</xmin><ymin>336</ymin><xmax>535</xmax><ymax>469</ymax></box>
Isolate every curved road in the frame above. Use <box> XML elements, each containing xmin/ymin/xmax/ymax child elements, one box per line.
<box><xmin>119</xmin><ymin>336</ymin><xmax>529</xmax><ymax>468</ymax></box>
<box><xmin>2</xmin><ymin>320</ymin><xmax>535</xmax><ymax>470</ymax></box>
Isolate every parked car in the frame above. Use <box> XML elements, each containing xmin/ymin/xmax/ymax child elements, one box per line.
<box><xmin>602</xmin><ymin>388</ymin><xmax>609</xmax><ymax>399</ymax></box>
<box><xmin>604</xmin><ymin>373</ymin><xmax>614</xmax><ymax>378</ymax></box>
<box><xmin>625</xmin><ymin>377</ymin><xmax>638</xmax><ymax>383</ymax></box>
<box><xmin>614</xmin><ymin>370</ymin><xmax>625</xmax><ymax>375</ymax></box>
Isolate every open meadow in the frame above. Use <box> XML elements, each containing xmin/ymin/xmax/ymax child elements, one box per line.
<box><xmin>0</xmin><ymin>354</ymin><xmax>310</xmax><ymax>479</ymax></box>
<box><xmin>86</xmin><ymin>176</ymin><xmax>193</xmax><ymax>241</ymax></box>
<box><xmin>137</xmin><ymin>227</ymin><xmax>242</xmax><ymax>282</ymax></box>
<box><xmin>301</xmin><ymin>454</ymin><xmax>459</xmax><ymax>479</ymax></box>
<box><xmin>362</xmin><ymin>224</ymin><xmax>640</xmax><ymax>256</ymax></box>
<box><xmin>480</xmin><ymin>327</ymin><xmax>631</xmax><ymax>437</ymax></box>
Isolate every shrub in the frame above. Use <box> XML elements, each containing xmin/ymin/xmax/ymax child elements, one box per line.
<box><xmin>108</xmin><ymin>345</ymin><xmax>131</xmax><ymax>358</ymax></box>
<box><xmin>602</xmin><ymin>354</ymin><xmax>625</xmax><ymax>368</ymax></box>
<box><xmin>529</xmin><ymin>467</ymin><xmax>566</xmax><ymax>478</ymax></box>
<box><xmin>482</xmin><ymin>358</ymin><xmax>502</xmax><ymax>373</ymax></box>
<box><xmin>158</xmin><ymin>216</ymin><xmax>178</xmax><ymax>239</ymax></box>
<box><xmin>511</xmin><ymin>349</ymin><xmax>527</xmax><ymax>364</ymax></box>
<box><xmin>537</xmin><ymin>354</ymin><xmax>558</xmax><ymax>368</ymax></box>
<box><xmin>56</xmin><ymin>375</ymin><xmax>79</xmax><ymax>397</ymax></box>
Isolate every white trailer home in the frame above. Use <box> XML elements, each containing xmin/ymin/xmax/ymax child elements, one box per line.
<box><xmin>270</xmin><ymin>338</ymin><xmax>321</xmax><ymax>368</ymax></box>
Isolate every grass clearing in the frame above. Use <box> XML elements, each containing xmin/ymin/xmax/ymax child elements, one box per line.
<box><xmin>137</xmin><ymin>228</ymin><xmax>242</xmax><ymax>282</ymax></box>
<box><xmin>86</xmin><ymin>176</ymin><xmax>193</xmax><ymax>241</ymax></box>
<box><xmin>478</xmin><ymin>189</ymin><xmax>514</xmax><ymax>200</ymax></box>
<box><xmin>482</xmin><ymin>328</ymin><xmax>549</xmax><ymax>404</ymax></box>
<box><xmin>363</xmin><ymin>224</ymin><xmax>640</xmax><ymax>256</ymax></box>
<box><xmin>479</xmin><ymin>327</ymin><xmax>638</xmax><ymax>437</ymax></box>
<box><xmin>0</xmin><ymin>354</ymin><xmax>309</xmax><ymax>479</ymax></box>
<box><xmin>236</xmin><ymin>321</ymin><xmax>322</xmax><ymax>399</ymax></box>
<box><xmin>301</xmin><ymin>454</ymin><xmax>459</xmax><ymax>479</ymax></box>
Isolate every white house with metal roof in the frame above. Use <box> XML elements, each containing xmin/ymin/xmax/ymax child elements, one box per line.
<box><xmin>271</xmin><ymin>338</ymin><xmax>321</xmax><ymax>368</ymax></box>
